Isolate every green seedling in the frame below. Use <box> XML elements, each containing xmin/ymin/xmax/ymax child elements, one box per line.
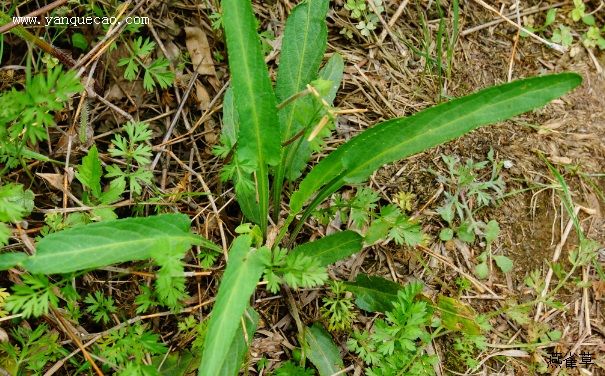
<box><xmin>341</xmin><ymin>0</ymin><xmax>384</xmax><ymax>38</ymax></box>
<box><xmin>117</xmin><ymin>37</ymin><xmax>175</xmax><ymax>91</ymax></box>
<box><xmin>433</xmin><ymin>149</ymin><xmax>505</xmax><ymax>243</ymax></box>
<box><xmin>474</xmin><ymin>220</ymin><xmax>513</xmax><ymax>279</ymax></box>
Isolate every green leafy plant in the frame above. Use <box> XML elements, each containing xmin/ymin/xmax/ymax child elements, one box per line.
<box><xmin>341</xmin><ymin>0</ymin><xmax>384</xmax><ymax>37</ymax></box>
<box><xmin>321</xmin><ymin>281</ymin><xmax>356</xmax><ymax>331</ymax></box>
<box><xmin>96</xmin><ymin>322</ymin><xmax>168</xmax><ymax>374</ymax></box>
<box><xmin>75</xmin><ymin>144</ymin><xmax>125</xmax><ymax>221</ymax></box>
<box><xmin>474</xmin><ymin>219</ymin><xmax>513</xmax><ymax>278</ymax></box>
<box><xmin>105</xmin><ymin>121</ymin><xmax>154</xmax><ymax>196</ymax></box>
<box><xmin>347</xmin><ymin>281</ymin><xmax>438</xmax><ymax>375</ymax></box>
<box><xmin>0</xmin><ymin>0</ymin><xmax>583</xmax><ymax>375</ymax></box>
<box><xmin>432</xmin><ymin>149</ymin><xmax>505</xmax><ymax>243</ymax></box>
<box><xmin>313</xmin><ymin>186</ymin><xmax>425</xmax><ymax>246</ymax></box>
<box><xmin>272</xmin><ymin>360</ymin><xmax>315</xmax><ymax>376</ymax></box>
<box><xmin>117</xmin><ymin>36</ymin><xmax>175</xmax><ymax>91</ymax></box>
<box><xmin>0</xmin><ymin>184</ymin><xmax>35</xmax><ymax>245</ymax></box>
<box><xmin>84</xmin><ymin>290</ymin><xmax>117</xmax><ymax>325</ymax></box>
<box><xmin>0</xmin><ymin>324</ymin><xmax>63</xmax><ymax>375</ymax></box>
<box><xmin>0</xmin><ymin>66</ymin><xmax>82</xmax><ymax>170</ymax></box>
<box><xmin>522</xmin><ymin>1</ymin><xmax>605</xmax><ymax>50</ymax></box>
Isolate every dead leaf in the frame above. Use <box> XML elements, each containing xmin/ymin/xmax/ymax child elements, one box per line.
<box><xmin>548</xmin><ymin>156</ymin><xmax>573</xmax><ymax>165</ymax></box>
<box><xmin>196</xmin><ymin>82</ymin><xmax>211</xmax><ymax>111</ymax></box>
<box><xmin>538</xmin><ymin>118</ymin><xmax>569</xmax><ymax>134</ymax></box>
<box><xmin>593</xmin><ymin>280</ymin><xmax>605</xmax><ymax>300</ymax></box>
<box><xmin>37</xmin><ymin>173</ymin><xmax>65</xmax><ymax>191</ymax></box>
<box><xmin>184</xmin><ymin>27</ymin><xmax>216</xmax><ymax>76</ymax></box>
<box><xmin>203</xmin><ymin>121</ymin><xmax>217</xmax><ymax>144</ymax></box>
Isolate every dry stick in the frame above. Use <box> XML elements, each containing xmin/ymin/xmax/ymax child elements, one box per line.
<box><xmin>73</xmin><ymin>0</ymin><xmax>147</xmax><ymax>70</ymax></box>
<box><xmin>0</xmin><ymin>0</ymin><xmax>68</xmax><ymax>34</ymax></box>
<box><xmin>353</xmin><ymin>64</ymin><xmax>398</xmax><ymax>115</ymax></box>
<box><xmin>582</xmin><ymin>264</ymin><xmax>591</xmax><ymax>335</ymax></box>
<box><xmin>51</xmin><ymin>308</ymin><xmax>104</xmax><ymax>376</ymax></box>
<box><xmin>534</xmin><ymin>206</ymin><xmax>581</xmax><ymax>321</ymax></box>
<box><xmin>416</xmin><ymin>244</ymin><xmax>499</xmax><ymax>296</ymax></box>
<box><xmin>463</xmin><ymin>1</ymin><xmax>568</xmax><ymax>38</ymax></box>
<box><xmin>149</xmin><ymin>70</ymin><xmax>199</xmax><ymax>171</ymax></box>
<box><xmin>506</xmin><ymin>1</ymin><xmax>522</xmax><ymax>82</ymax></box>
<box><xmin>378</xmin><ymin>0</ymin><xmax>411</xmax><ymax>44</ymax></box>
<box><xmin>88</xmin><ymin>90</ymin><xmax>137</xmax><ymax>125</ymax></box>
<box><xmin>367</xmin><ymin>0</ymin><xmax>403</xmax><ymax>47</ymax></box>
<box><xmin>471</xmin><ymin>0</ymin><xmax>565</xmax><ymax>52</ymax></box>
<box><xmin>165</xmin><ymin>149</ymin><xmax>229</xmax><ymax>255</ymax></box>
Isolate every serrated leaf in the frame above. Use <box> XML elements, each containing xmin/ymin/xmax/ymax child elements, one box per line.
<box><xmin>343</xmin><ymin>274</ymin><xmax>404</xmax><ymax>313</ymax></box>
<box><xmin>304</xmin><ymin>323</ymin><xmax>344</xmax><ymax>376</ymax></box>
<box><xmin>289</xmin><ymin>230</ymin><xmax>363</xmax><ymax>266</ymax></box>
<box><xmin>437</xmin><ymin>295</ymin><xmax>481</xmax><ymax>335</ymax></box>
<box><xmin>198</xmin><ymin>236</ymin><xmax>269</xmax><ymax>376</ymax></box>
<box><xmin>75</xmin><ymin>145</ymin><xmax>103</xmax><ymax>198</ymax></box>
<box><xmin>289</xmin><ymin>73</ymin><xmax>582</xmax><ymax>231</ymax></box>
<box><xmin>494</xmin><ymin>255</ymin><xmax>513</xmax><ymax>273</ymax></box>
<box><xmin>23</xmin><ymin>213</ymin><xmax>203</xmax><ymax>274</ymax></box>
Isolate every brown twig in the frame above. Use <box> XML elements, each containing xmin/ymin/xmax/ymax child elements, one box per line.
<box><xmin>0</xmin><ymin>0</ymin><xmax>68</xmax><ymax>35</ymax></box>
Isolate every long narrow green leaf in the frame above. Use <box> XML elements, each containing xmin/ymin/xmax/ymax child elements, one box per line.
<box><xmin>290</xmin><ymin>73</ymin><xmax>582</xmax><ymax>218</ymax></box>
<box><xmin>283</xmin><ymin>54</ymin><xmax>344</xmax><ymax>182</ymax></box>
<box><xmin>304</xmin><ymin>323</ymin><xmax>344</xmax><ymax>375</ymax></box>
<box><xmin>222</xmin><ymin>0</ymin><xmax>280</xmax><ymax>234</ymax></box>
<box><xmin>275</xmin><ymin>0</ymin><xmax>328</xmax><ymax>103</ymax></box>
<box><xmin>218</xmin><ymin>307</ymin><xmax>258</xmax><ymax>375</ymax></box>
<box><xmin>23</xmin><ymin>213</ymin><xmax>203</xmax><ymax>274</ymax></box>
<box><xmin>272</xmin><ymin>0</ymin><xmax>329</xmax><ymax>219</ymax></box>
<box><xmin>198</xmin><ymin>236</ymin><xmax>269</xmax><ymax>376</ymax></box>
<box><xmin>289</xmin><ymin>230</ymin><xmax>362</xmax><ymax>266</ymax></box>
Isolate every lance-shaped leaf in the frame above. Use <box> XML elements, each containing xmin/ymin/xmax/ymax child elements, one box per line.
<box><xmin>289</xmin><ymin>230</ymin><xmax>362</xmax><ymax>266</ymax></box>
<box><xmin>23</xmin><ymin>213</ymin><xmax>204</xmax><ymax>274</ymax></box>
<box><xmin>304</xmin><ymin>323</ymin><xmax>344</xmax><ymax>376</ymax></box>
<box><xmin>283</xmin><ymin>54</ymin><xmax>344</xmax><ymax>182</ymax></box>
<box><xmin>272</xmin><ymin>0</ymin><xmax>330</xmax><ymax>216</ymax></box>
<box><xmin>198</xmin><ymin>235</ymin><xmax>269</xmax><ymax>376</ymax></box>
<box><xmin>222</xmin><ymin>0</ymin><xmax>280</xmax><ymax>233</ymax></box>
<box><xmin>217</xmin><ymin>307</ymin><xmax>259</xmax><ymax>375</ymax></box>
<box><xmin>289</xmin><ymin>73</ymin><xmax>582</xmax><ymax>223</ymax></box>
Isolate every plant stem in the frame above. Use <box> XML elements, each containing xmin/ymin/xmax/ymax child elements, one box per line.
<box><xmin>0</xmin><ymin>9</ymin><xmax>76</xmax><ymax>69</ymax></box>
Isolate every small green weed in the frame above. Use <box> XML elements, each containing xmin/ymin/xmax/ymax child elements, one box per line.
<box><xmin>321</xmin><ymin>281</ymin><xmax>356</xmax><ymax>331</ymax></box>
<box><xmin>432</xmin><ymin>149</ymin><xmax>505</xmax><ymax>243</ymax></box>
<box><xmin>0</xmin><ymin>324</ymin><xmax>63</xmax><ymax>375</ymax></box>
<box><xmin>0</xmin><ymin>67</ymin><xmax>82</xmax><ymax>171</ymax></box>
<box><xmin>347</xmin><ymin>281</ymin><xmax>438</xmax><ymax>375</ymax></box>
<box><xmin>522</xmin><ymin>0</ymin><xmax>605</xmax><ymax>51</ymax></box>
<box><xmin>105</xmin><ymin>121</ymin><xmax>154</xmax><ymax>196</ymax></box>
<box><xmin>118</xmin><ymin>37</ymin><xmax>175</xmax><ymax>91</ymax></box>
<box><xmin>341</xmin><ymin>0</ymin><xmax>385</xmax><ymax>38</ymax></box>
